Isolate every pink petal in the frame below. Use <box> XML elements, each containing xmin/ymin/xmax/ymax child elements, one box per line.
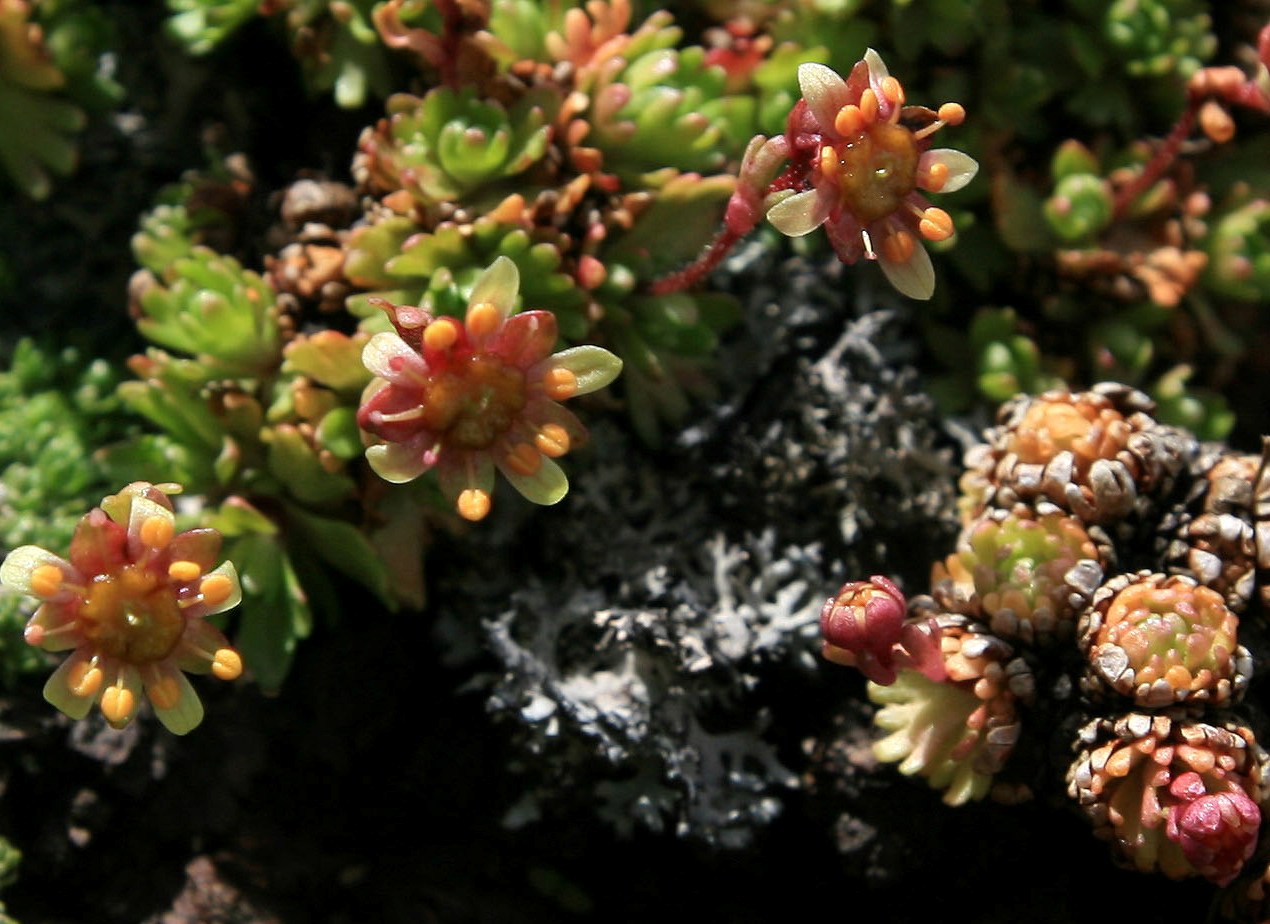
<box><xmin>362</xmin><ymin>331</ymin><xmax>427</xmax><ymax>385</ymax></box>
<box><xmin>69</xmin><ymin>509</ymin><xmax>129</xmax><ymax>577</ymax></box>
<box><xmin>490</xmin><ymin>310</ymin><xmax>558</xmax><ymax>368</ymax></box>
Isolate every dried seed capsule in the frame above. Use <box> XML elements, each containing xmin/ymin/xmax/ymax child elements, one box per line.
<box><xmin>1078</xmin><ymin>571</ymin><xmax>1251</xmax><ymax>708</ymax></box>
<box><xmin>930</xmin><ymin>503</ymin><xmax>1110</xmax><ymax>646</ymax></box>
<box><xmin>959</xmin><ymin>384</ymin><xmax>1194</xmax><ymax>526</ymax></box>
<box><xmin>1067</xmin><ymin>712</ymin><xmax>1266</xmax><ymax>884</ymax></box>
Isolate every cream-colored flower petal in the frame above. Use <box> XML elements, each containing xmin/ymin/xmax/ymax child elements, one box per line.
<box><xmin>537</xmin><ymin>346</ymin><xmax>624</xmax><ymax>397</ymax></box>
<box><xmin>922</xmin><ymin>149</ymin><xmax>979</xmax><ymax>193</ymax></box>
<box><xmin>127</xmin><ymin>494</ymin><xmax>176</xmax><ymax>555</ymax></box>
<box><xmin>498</xmin><ymin>454</ymin><xmax>569</xmax><ymax>507</ymax></box>
<box><xmin>362</xmin><ymin>331</ymin><xmax>426</xmax><ymax>383</ymax></box>
<box><xmin>467</xmin><ymin>255</ymin><xmax>520</xmax><ymax>322</ymax></box>
<box><xmin>0</xmin><ymin>545</ymin><xmax>75</xmax><ymax>595</ymax></box>
<box><xmin>366</xmin><ymin>440</ymin><xmax>431</xmax><ymax>484</ymax></box>
<box><xmin>797</xmin><ymin>62</ymin><xmax>852</xmax><ymax>134</ymax></box>
<box><xmin>863</xmin><ymin>48</ymin><xmax>891</xmax><ymax>83</ymax></box>
<box><xmin>199</xmin><ymin>561</ymin><xmax>243</xmax><ymax>616</ymax></box>
<box><xmin>878</xmin><ymin>238</ymin><xmax>936</xmax><ymax>300</ymax></box>
<box><xmin>766</xmin><ymin>189</ymin><xmax>830</xmax><ymax>237</ymax></box>
<box><xmin>148</xmin><ymin>669</ymin><xmax>205</xmax><ymax>735</ymax></box>
<box><xmin>43</xmin><ymin>651</ymin><xmax>101</xmax><ymax>720</ymax></box>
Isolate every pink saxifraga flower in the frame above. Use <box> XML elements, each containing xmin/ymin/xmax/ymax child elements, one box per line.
<box><xmin>0</xmin><ymin>482</ymin><xmax>244</xmax><ymax>735</ymax></box>
<box><xmin>821</xmin><ymin>575</ymin><xmax>945</xmax><ymax>685</ymax></box>
<box><xmin>764</xmin><ymin>53</ymin><xmax>978</xmax><ymax>299</ymax></box>
<box><xmin>357</xmin><ymin>256</ymin><xmax>623</xmax><ymax>521</ymax></box>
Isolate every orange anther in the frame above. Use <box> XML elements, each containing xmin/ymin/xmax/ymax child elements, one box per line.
<box><xmin>1198</xmin><ymin>100</ymin><xmax>1235</xmax><ymax>143</ymax></box>
<box><xmin>168</xmin><ymin>560</ymin><xmax>202</xmax><ymax>583</ymax></box>
<box><xmin>919</xmin><ymin>207</ymin><xmax>955</xmax><ymax>242</ymax></box>
<box><xmin>147</xmin><ymin>674</ymin><xmax>182</xmax><ymax>710</ymax></box>
<box><xmin>922</xmin><ymin>161</ymin><xmax>950</xmax><ymax>192</ymax></box>
<box><xmin>466</xmin><ymin>301</ymin><xmax>503</xmax><ymax>340</ymax></box>
<box><xmin>423</xmin><ymin>318</ymin><xmax>460</xmax><ymax>352</ymax></box>
<box><xmin>833</xmin><ymin>104</ymin><xmax>865</xmax><ymax>137</ymax></box>
<box><xmin>937</xmin><ymin>102</ymin><xmax>966</xmax><ymax>126</ymax></box>
<box><xmin>212</xmin><ymin>648</ymin><xmax>243</xmax><ymax>681</ymax></box>
<box><xmin>101</xmin><ymin>685</ymin><xmax>137</xmax><ymax>726</ymax></box>
<box><xmin>881</xmin><ymin>75</ymin><xmax>905</xmax><ymax>107</ymax></box>
<box><xmin>457</xmin><ymin>488</ymin><xmax>492</xmax><ymax>522</ymax></box>
<box><xmin>819</xmin><ymin>145</ymin><xmax>839</xmax><ymax>179</ymax></box>
<box><xmin>69</xmin><ymin>661</ymin><xmax>103</xmax><ymax>698</ymax></box>
<box><xmin>859</xmin><ymin>88</ymin><xmax>879</xmax><ymax>124</ymax></box>
<box><xmin>880</xmin><ymin>230</ymin><xmax>916</xmax><ymax>264</ymax></box>
<box><xmin>31</xmin><ymin>563</ymin><xmax>65</xmax><ymax>597</ymax></box>
<box><xmin>199</xmin><ymin>574</ymin><xmax>234</xmax><ymax>607</ymax></box>
<box><xmin>541</xmin><ymin>367</ymin><xmax>578</xmax><ymax>400</ymax></box>
<box><xmin>139</xmin><ymin>515</ymin><xmax>175</xmax><ymax>550</ymax></box>
<box><xmin>503</xmin><ymin>443</ymin><xmax>542</xmax><ymax>477</ymax></box>
<box><xmin>534</xmin><ymin>423</ymin><xmax>571</xmax><ymax>458</ymax></box>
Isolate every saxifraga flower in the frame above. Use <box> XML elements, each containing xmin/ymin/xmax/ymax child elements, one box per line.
<box><xmin>0</xmin><ymin>482</ymin><xmax>243</xmax><ymax>734</ymax></box>
<box><xmin>764</xmin><ymin>54</ymin><xmax>978</xmax><ymax>299</ymax></box>
<box><xmin>357</xmin><ymin>256</ymin><xmax>623</xmax><ymax>521</ymax></box>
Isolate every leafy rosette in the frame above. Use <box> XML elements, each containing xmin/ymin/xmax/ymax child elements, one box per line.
<box><xmin>355</xmin><ymin>85</ymin><xmax>552</xmax><ymax>213</ymax></box>
<box><xmin>129</xmin><ymin>246</ymin><xmax>283</xmax><ymax>379</ymax></box>
<box><xmin>869</xmin><ymin>612</ymin><xmax>1033</xmax><ymax>806</ymax></box>
<box><xmin>930</xmin><ymin>504</ymin><xmax>1108</xmax><ymax>646</ymax></box>
<box><xmin>1078</xmin><ymin>571</ymin><xmax>1251</xmax><ymax>709</ymax></box>
<box><xmin>1068</xmin><ymin>712</ymin><xmax>1266</xmax><ymax>885</ymax></box>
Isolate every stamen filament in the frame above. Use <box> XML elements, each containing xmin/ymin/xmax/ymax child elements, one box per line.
<box><xmin>372</xmin><ymin>406</ymin><xmax>429</xmax><ymax>425</ymax></box>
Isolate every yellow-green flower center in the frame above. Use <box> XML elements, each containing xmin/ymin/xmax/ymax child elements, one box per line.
<box><xmin>823</xmin><ymin>122</ymin><xmax>918</xmax><ymax>224</ymax></box>
<box><xmin>80</xmin><ymin>564</ymin><xmax>184</xmax><ymax>664</ymax></box>
<box><xmin>422</xmin><ymin>354</ymin><xmax>527</xmax><ymax>450</ymax></box>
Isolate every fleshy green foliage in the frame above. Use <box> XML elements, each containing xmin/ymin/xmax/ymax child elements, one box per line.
<box><xmin>110</xmin><ymin>188</ymin><xmax>409</xmax><ymax>691</ymax></box>
<box><xmin>0</xmin><ymin>339</ymin><xmax>129</xmax><ymax>681</ymax></box>
<box><xmin>1150</xmin><ymin>364</ymin><xmax>1234</xmax><ymax>442</ymax></box>
<box><xmin>582</xmin><ymin>40</ymin><xmax>749</xmax><ymax>180</ymax></box>
<box><xmin>1205</xmin><ymin>197</ymin><xmax>1270</xmax><ymax>303</ymax></box>
<box><xmin>361</xmin><ymin>86</ymin><xmax>552</xmax><ymax>208</ymax></box>
<box><xmin>0</xmin><ymin>0</ymin><xmax>85</xmax><ymax>199</ymax></box>
<box><xmin>133</xmin><ymin>247</ymin><xmax>283</xmax><ymax>376</ymax></box>
<box><xmin>1102</xmin><ymin>0</ymin><xmax>1215</xmax><ymax>78</ymax></box>
<box><xmin>166</xmin><ymin>0</ymin><xmax>393</xmax><ymax>107</ymax></box>
<box><xmin>0</xmin><ymin>834</ymin><xmax>17</xmax><ymax>920</ymax></box>
<box><xmin>1044</xmin><ymin>173</ymin><xmax>1114</xmax><ymax>243</ymax></box>
<box><xmin>165</xmin><ymin>0</ymin><xmax>258</xmax><ymax>54</ymax></box>
<box><xmin>35</xmin><ymin>0</ymin><xmax>125</xmax><ymax>111</ymax></box>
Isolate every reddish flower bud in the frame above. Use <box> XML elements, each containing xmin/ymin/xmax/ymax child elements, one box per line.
<box><xmin>821</xmin><ymin>576</ymin><xmax>945</xmax><ymax>685</ymax></box>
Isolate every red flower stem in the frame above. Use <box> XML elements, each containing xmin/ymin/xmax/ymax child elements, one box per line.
<box><xmin>1112</xmin><ymin>104</ymin><xmax>1196</xmax><ymax>219</ymax></box>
